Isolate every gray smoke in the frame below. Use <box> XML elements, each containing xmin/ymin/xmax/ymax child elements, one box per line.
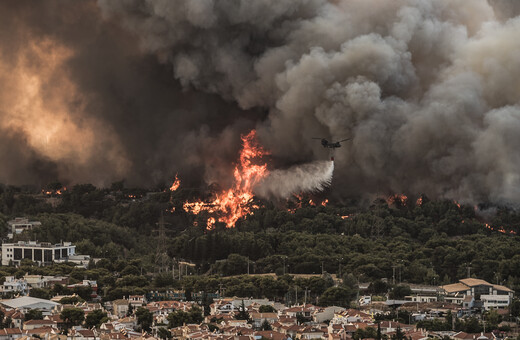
<box><xmin>1</xmin><ymin>1</ymin><xmax>520</xmax><ymax>204</ymax></box>
<box><xmin>255</xmin><ymin>161</ymin><xmax>334</xmax><ymax>199</ymax></box>
<box><xmin>95</xmin><ymin>0</ymin><xmax>520</xmax><ymax>204</ymax></box>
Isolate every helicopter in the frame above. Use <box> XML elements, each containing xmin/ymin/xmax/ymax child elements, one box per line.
<box><xmin>312</xmin><ymin>137</ymin><xmax>352</xmax><ymax>148</ymax></box>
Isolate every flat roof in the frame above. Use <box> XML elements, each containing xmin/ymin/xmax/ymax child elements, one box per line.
<box><xmin>1</xmin><ymin>296</ymin><xmax>60</xmax><ymax>309</ymax></box>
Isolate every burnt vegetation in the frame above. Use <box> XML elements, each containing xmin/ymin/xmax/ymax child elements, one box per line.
<box><xmin>0</xmin><ymin>182</ymin><xmax>520</xmax><ymax>304</ymax></box>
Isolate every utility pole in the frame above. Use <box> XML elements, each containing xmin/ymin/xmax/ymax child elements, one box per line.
<box><xmin>247</xmin><ymin>258</ymin><xmax>250</xmax><ymax>275</ymax></box>
<box><xmin>392</xmin><ymin>265</ymin><xmax>397</xmax><ymax>285</ymax></box>
<box><xmin>467</xmin><ymin>265</ymin><xmax>472</xmax><ymax>278</ymax></box>
<box><xmin>295</xmin><ymin>286</ymin><xmax>298</xmax><ymax>305</ymax></box>
<box><xmin>153</xmin><ymin>212</ymin><xmax>170</xmax><ymax>273</ymax></box>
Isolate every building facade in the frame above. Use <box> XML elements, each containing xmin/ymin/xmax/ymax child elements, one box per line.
<box><xmin>1</xmin><ymin>241</ymin><xmax>76</xmax><ymax>266</ymax></box>
<box><xmin>1</xmin><ymin>276</ymin><xmax>28</xmax><ymax>295</ymax></box>
<box><xmin>440</xmin><ymin>278</ymin><xmax>514</xmax><ymax>310</ymax></box>
<box><xmin>6</xmin><ymin>218</ymin><xmax>41</xmax><ymax>239</ymax></box>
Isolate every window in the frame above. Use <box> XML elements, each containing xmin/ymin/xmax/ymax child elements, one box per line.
<box><xmin>44</xmin><ymin>250</ymin><xmax>52</xmax><ymax>262</ymax></box>
<box><xmin>14</xmin><ymin>248</ymin><xmax>22</xmax><ymax>260</ymax></box>
<box><xmin>23</xmin><ymin>249</ymin><xmax>32</xmax><ymax>260</ymax></box>
<box><xmin>34</xmin><ymin>249</ymin><xmax>42</xmax><ymax>262</ymax></box>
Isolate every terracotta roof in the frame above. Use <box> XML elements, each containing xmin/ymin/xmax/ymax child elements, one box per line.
<box><xmin>459</xmin><ymin>279</ymin><xmax>492</xmax><ymax>287</ymax></box>
<box><xmin>0</xmin><ymin>328</ymin><xmax>23</xmax><ymax>335</ymax></box>
<box><xmin>441</xmin><ymin>283</ymin><xmax>469</xmax><ymax>293</ymax></box>
<box><xmin>407</xmin><ymin>331</ymin><xmax>428</xmax><ymax>340</ymax></box>
<box><xmin>453</xmin><ymin>332</ymin><xmax>494</xmax><ymax>340</ymax></box>
<box><xmin>23</xmin><ymin>326</ymin><xmax>58</xmax><ymax>335</ymax></box>
<box><xmin>255</xmin><ymin>331</ymin><xmax>286</xmax><ymax>340</ymax></box>
<box><xmin>24</xmin><ymin>319</ymin><xmax>56</xmax><ymax>325</ymax></box>
<box><xmin>77</xmin><ymin>329</ymin><xmax>96</xmax><ymax>337</ymax></box>
<box><xmin>250</xmin><ymin>312</ymin><xmax>278</xmax><ymax>319</ymax></box>
<box><xmin>345</xmin><ymin>325</ymin><xmax>357</xmax><ymax>332</ymax></box>
<box><xmin>45</xmin><ymin>314</ymin><xmax>64</xmax><ymax>323</ymax></box>
<box><xmin>493</xmin><ymin>284</ymin><xmax>514</xmax><ymax>293</ymax></box>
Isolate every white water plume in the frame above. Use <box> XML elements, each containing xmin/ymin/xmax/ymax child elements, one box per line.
<box><xmin>255</xmin><ymin>161</ymin><xmax>334</xmax><ymax>199</ymax></box>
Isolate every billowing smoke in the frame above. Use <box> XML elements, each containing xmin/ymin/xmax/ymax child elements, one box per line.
<box><xmin>255</xmin><ymin>161</ymin><xmax>334</xmax><ymax>199</ymax></box>
<box><xmin>1</xmin><ymin>1</ymin><xmax>520</xmax><ymax>204</ymax></box>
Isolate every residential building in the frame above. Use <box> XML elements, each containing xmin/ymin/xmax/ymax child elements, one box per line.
<box><xmin>68</xmin><ymin>328</ymin><xmax>98</xmax><ymax>340</ymax></box>
<box><xmin>331</xmin><ymin>309</ymin><xmax>373</xmax><ymax>324</ymax></box>
<box><xmin>249</xmin><ymin>312</ymin><xmax>278</xmax><ymax>328</ymax></box>
<box><xmin>0</xmin><ymin>328</ymin><xmax>23</xmax><ymax>340</ymax></box>
<box><xmin>312</xmin><ymin>306</ymin><xmax>345</xmax><ymax>323</ymax></box>
<box><xmin>112</xmin><ymin>299</ymin><xmax>129</xmax><ymax>318</ymax></box>
<box><xmin>22</xmin><ymin>319</ymin><xmax>57</xmax><ymax>330</ymax></box>
<box><xmin>67</xmin><ymin>280</ymin><xmax>98</xmax><ymax>299</ymax></box>
<box><xmin>439</xmin><ymin>278</ymin><xmax>514</xmax><ymax>310</ymax></box>
<box><xmin>58</xmin><ymin>255</ymin><xmax>91</xmax><ymax>268</ymax></box>
<box><xmin>128</xmin><ymin>295</ymin><xmax>145</xmax><ymax>309</ymax></box>
<box><xmin>1</xmin><ymin>241</ymin><xmax>76</xmax><ymax>266</ymax></box>
<box><xmin>1</xmin><ymin>277</ymin><xmax>28</xmax><ymax>295</ymax></box>
<box><xmin>6</xmin><ymin>218</ymin><xmax>41</xmax><ymax>238</ymax></box>
<box><xmin>404</xmin><ymin>295</ymin><xmax>438</xmax><ymax>303</ymax></box>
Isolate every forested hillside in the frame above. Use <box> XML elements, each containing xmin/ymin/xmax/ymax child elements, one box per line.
<box><xmin>1</xmin><ymin>183</ymin><xmax>520</xmax><ymax>302</ymax></box>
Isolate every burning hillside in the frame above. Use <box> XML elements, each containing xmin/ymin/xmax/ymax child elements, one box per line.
<box><xmin>183</xmin><ymin>130</ymin><xmax>269</xmax><ymax>229</ymax></box>
<box><xmin>179</xmin><ymin>130</ymin><xmax>335</xmax><ymax>229</ymax></box>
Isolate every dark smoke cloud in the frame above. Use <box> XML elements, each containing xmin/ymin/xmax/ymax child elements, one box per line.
<box><xmin>1</xmin><ymin>1</ymin><xmax>520</xmax><ymax>205</ymax></box>
<box><xmin>0</xmin><ymin>0</ymin><xmax>258</xmax><ymax>187</ymax></box>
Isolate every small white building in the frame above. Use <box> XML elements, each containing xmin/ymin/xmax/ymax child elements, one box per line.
<box><xmin>405</xmin><ymin>295</ymin><xmax>438</xmax><ymax>303</ymax></box>
<box><xmin>56</xmin><ymin>255</ymin><xmax>91</xmax><ymax>268</ymax></box>
<box><xmin>1</xmin><ymin>277</ymin><xmax>28</xmax><ymax>295</ymax></box>
<box><xmin>312</xmin><ymin>306</ymin><xmax>345</xmax><ymax>323</ymax></box>
<box><xmin>481</xmin><ymin>294</ymin><xmax>511</xmax><ymax>310</ymax></box>
<box><xmin>6</xmin><ymin>218</ymin><xmax>41</xmax><ymax>239</ymax></box>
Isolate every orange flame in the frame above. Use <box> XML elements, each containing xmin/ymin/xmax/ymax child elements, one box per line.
<box><xmin>484</xmin><ymin>223</ymin><xmax>517</xmax><ymax>235</ymax></box>
<box><xmin>321</xmin><ymin>199</ymin><xmax>329</xmax><ymax>207</ymax></box>
<box><xmin>416</xmin><ymin>197</ymin><xmax>423</xmax><ymax>206</ymax></box>
<box><xmin>387</xmin><ymin>194</ymin><xmax>408</xmax><ymax>206</ymax></box>
<box><xmin>453</xmin><ymin>200</ymin><xmax>461</xmax><ymax>209</ymax></box>
<box><xmin>183</xmin><ymin>130</ymin><xmax>269</xmax><ymax>229</ymax></box>
<box><xmin>42</xmin><ymin>187</ymin><xmax>67</xmax><ymax>196</ymax></box>
<box><xmin>287</xmin><ymin>194</ymin><xmax>303</xmax><ymax>213</ymax></box>
<box><xmin>170</xmin><ymin>174</ymin><xmax>181</xmax><ymax>192</ymax></box>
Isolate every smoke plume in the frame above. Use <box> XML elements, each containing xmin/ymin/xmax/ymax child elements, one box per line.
<box><xmin>255</xmin><ymin>161</ymin><xmax>334</xmax><ymax>199</ymax></box>
<box><xmin>1</xmin><ymin>1</ymin><xmax>520</xmax><ymax>204</ymax></box>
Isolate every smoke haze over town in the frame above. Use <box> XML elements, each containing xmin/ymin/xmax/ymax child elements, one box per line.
<box><xmin>1</xmin><ymin>0</ymin><xmax>520</xmax><ymax>204</ymax></box>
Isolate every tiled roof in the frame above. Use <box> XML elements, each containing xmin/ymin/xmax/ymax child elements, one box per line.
<box><xmin>493</xmin><ymin>284</ymin><xmax>514</xmax><ymax>293</ymax></box>
<box><xmin>459</xmin><ymin>279</ymin><xmax>492</xmax><ymax>287</ymax></box>
<box><xmin>0</xmin><ymin>328</ymin><xmax>23</xmax><ymax>335</ymax></box>
<box><xmin>441</xmin><ymin>283</ymin><xmax>469</xmax><ymax>293</ymax></box>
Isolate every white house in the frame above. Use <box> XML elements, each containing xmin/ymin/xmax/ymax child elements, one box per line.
<box><xmin>6</xmin><ymin>218</ymin><xmax>41</xmax><ymax>238</ymax></box>
<box><xmin>1</xmin><ymin>277</ymin><xmax>28</xmax><ymax>295</ymax></box>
